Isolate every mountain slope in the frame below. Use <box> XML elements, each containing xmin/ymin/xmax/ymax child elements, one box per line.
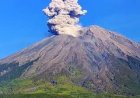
<box><xmin>0</xmin><ymin>26</ymin><xmax>140</xmax><ymax>95</ymax></box>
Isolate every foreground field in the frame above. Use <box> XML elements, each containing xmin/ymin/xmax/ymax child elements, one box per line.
<box><xmin>0</xmin><ymin>93</ymin><xmax>140</xmax><ymax>98</ymax></box>
<box><xmin>0</xmin><ymin>77</ymin><xmax>140</xmax><ymax>98</ymax></box>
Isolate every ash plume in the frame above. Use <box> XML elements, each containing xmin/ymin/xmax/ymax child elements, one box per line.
<box><xmin>43</xmin><ymin>0</ymin><xmax>87</xmax><ymax>37</ymax></box>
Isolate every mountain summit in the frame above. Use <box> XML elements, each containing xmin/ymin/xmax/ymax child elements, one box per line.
<box><xmin>0</xmin><ymin>26</ymin><xmax>140</xmax><ymax>95</ymax></box>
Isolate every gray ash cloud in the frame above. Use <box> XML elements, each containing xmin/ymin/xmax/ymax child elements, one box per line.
<box><xmin>43</xmin><ymin>0</ymin><xmax>87</xmax><ymax>37</ymax></box>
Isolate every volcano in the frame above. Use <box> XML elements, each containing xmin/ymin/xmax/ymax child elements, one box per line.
<box><xmin>0</xmin><ymin>26</ymin><xmax>140</xmax><ymax>95</ymax></box>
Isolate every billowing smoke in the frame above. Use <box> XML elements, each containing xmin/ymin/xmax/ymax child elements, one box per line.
<box><xmin>43</xmin><ymin>0</ymin><xmax>87</xmax><ymax>37</ymax></box>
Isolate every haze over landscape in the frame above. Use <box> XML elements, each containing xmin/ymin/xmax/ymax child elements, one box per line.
<box><xmin>0</xmin><ymin>0</ymin><xmax>140</xmax><ymax>58</ymax></box>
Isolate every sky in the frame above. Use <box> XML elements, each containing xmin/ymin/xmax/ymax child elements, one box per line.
<box><xmin>0</xmin><ymin>0</ymin><xmax>140</xmax><ymax>59</ymax></box>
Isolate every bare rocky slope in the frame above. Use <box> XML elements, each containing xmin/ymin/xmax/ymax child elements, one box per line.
<box><xmin>0</xmin><ymin>25</ymin><xmax>140</xmax><ymax>95</ymax></box>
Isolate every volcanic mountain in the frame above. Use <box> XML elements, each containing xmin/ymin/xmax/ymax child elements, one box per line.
<box><xmin>0</xmin><ymin>26</ymin><xmax>140</xmax><ymax>95</ymax></box>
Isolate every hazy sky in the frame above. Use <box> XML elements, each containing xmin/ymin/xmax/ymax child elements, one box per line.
<box><xmin>0</xmin><ymin>0</ymin><xmax>140</xmax><ymax>58</ymax></box>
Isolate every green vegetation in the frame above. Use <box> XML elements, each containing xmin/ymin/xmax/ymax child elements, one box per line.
<box><xmin>0</xmin><ymin>62</ymin><xmax>19</xmax><ymax>82</ymax></box>
<box><xmin>0</xmin><ymin>93</ymin><xmax>140</xmax><ymax>98</ymax></box>
<box><xmin>0</xmin><ymin>77</ymin><xmax>139</xmax><ymax>98</ymax></box>
<box><xmin>0</xmin><ymin>58</ymin><xmax>39</xmax><ymax>83</ymax></box>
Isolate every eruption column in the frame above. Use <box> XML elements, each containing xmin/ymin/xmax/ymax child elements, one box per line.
<box><xmin>43</xmin><ymin>0</ymin><xmax>87</xmax><ymax>37</ymax></box>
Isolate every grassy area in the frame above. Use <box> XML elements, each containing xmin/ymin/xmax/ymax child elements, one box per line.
<box><xmin>0</xmin><ymin>76</ymin><xmax>139</xmax><ymax>98</ymax></box>
<box><xmin>0</xmin><ymin>76</ymin><xmax>92</xmax><ymax>94</ymax></box>
<box><xmin>0</xmin><ymin>93</ymin><xmax>139</xmax><ymax>98</ymax></box>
